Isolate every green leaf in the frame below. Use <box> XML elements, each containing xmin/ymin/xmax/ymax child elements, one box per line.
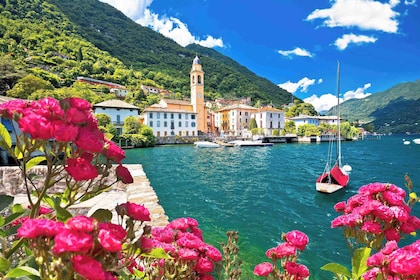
<box><xmin>25</xmin><ymin>156</ymin><xmax>46</xmax><ymax>170</ymax></box>
<box><xmin>352</xmin><ymin>247</ymin><xmax>371</xmax><ymax>279</ymax></box>
<box><xmin>54</xmin><ymin>203</ymin><xmax>72</xmax><ymax>222</ymax></box>
<box><xmin>90</xmin><ymin>209</ymin><xmax>113</xmax><ymax>222</ymax></box>
<box><xmin>321</xmin><ymin>263</ymin><xmax>351</xmax><ymax>278</ymax></box>
<box><xmin>4</xmin><ymin>211</ymin><xmax>29</xmax><ymax>227</ymax></box>
<box><xmin>12</xmin><ymin>203</ymin><xmax>24</xmax><ymax>213</ymax></box>
<box><xmin>0</xmin><ymin>195</ymin><xmax>14</xmax><ymax>211</ymax></box>
<box><xmin>0</xmin><ymin>256</ymin><xmax>11</xmax><ymax>273</ymax></box>
<box><xmin>5</xmin><ymin>266</ymin><xmax>40</xmax><ymax>278</ymax></box>
<box><xmin>0</xmin><ymin>123</ymin><xmax>12</xmax><ymax>148</ymax></box>
<box><xmin>141</xmin><ymin>247</ymin><xmax>171</xmax><ymax>259</ymax></box>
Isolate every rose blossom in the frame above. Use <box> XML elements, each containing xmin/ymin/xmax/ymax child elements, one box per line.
<box><xmin>98</xmin><ymin>228</ymin><xmax>123</xmax><ymax>252</ymax></box>
<box><xmin>103</xmin><ymin>140</ymin><xmax>125</xmax><ymax>163</ymax></box>
<box><xmin>72</xmin><ymin>255</ymin><xmax>106</xmax><ymax>280</ymax></box>
<box><xmin>116</xmin><ymin>164</ymin><xmax>133</xmax><ymax>184</ymax></box>
<box><xmin>178</xmin><ymin>248</ymin><xmax>199</xmax><ymax>260</ymax></box>
<box><xmin>51</xmin><ymin>120</ymin><xmax>79</xmax><ymax>142</ymax></box>
<box><xmin>65</xmin><ymin>152</ymin><xmax>98</xmax><ymax>181</ymax></box>
<box><xmin>285</xmin><ymin>230</ymin><xmax>309</xmax><ymax>251</ymax></box>
<box><xmin>195</xmin><ymin>257</ymin><xmax>214</xmax><ymax>274</ymax></box>
<box><xmin>74</xmin><ymin>126</ymin><xmax>104</xmax><ymax>153</ymax></box>
<box><xmin>253</xmin><ymin>262</ymin><xmax>273</xmax><ymax>276</ymax></box>
<box><xmin>66</xmin><ymin>216</ymin><xmax>95</xmax><ymax>232</ymax></box>
<box><xmin>18</xmin><ymin>218</ymin><xmax>63</xmax><ymax>238</ymax></box>
<box><xmin>52</xmin><ymin>229</ymin><xmax>94</xmax><ymax>254</ymax></box>
<box><xmin>285</xmin><ymin>261</ymin><xmax>310</xmax><ymax>278</ymax></box>
<box><xmin>361</xmin><ymin>220</ymin><xmax>382</xmax><ymax>234</ymax></box>
<box><xmin>203</xmin><ymin>245</ymin><xmax>222</xmax><ymax>262</ymax></box>
<box><xmin>120</xmin><ymin>202</ymin><xmax>151</xmax><ymax>221</ymax></box>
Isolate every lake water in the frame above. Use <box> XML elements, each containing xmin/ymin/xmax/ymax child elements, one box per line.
<box><xmin>123</xmin><ymin>135</ymin><xmax>420</xmax><ymax>279</ymax></box>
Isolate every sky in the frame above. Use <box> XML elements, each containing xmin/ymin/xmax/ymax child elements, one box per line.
<box><xmin>99</xmin><ymin>0</ymin><xmax>420</xmax><ymax>112</ymax></box>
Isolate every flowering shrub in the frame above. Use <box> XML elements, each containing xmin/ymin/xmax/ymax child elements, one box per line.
<box><xmin>253</xmin><ymin>230</ymin><xmax>310</xmax><ymax>279</ymax></box>
<box><xmin>322</xmin><ymin>179</ymin><xmax>420</xmax><ymax>279</ymax></box>
<box><xmin>0</xmin><ymin>97</ymin><xmax>222</xmax><ymax>279</ymax></box>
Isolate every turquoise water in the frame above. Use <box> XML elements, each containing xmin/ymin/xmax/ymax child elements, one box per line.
<box><xmin>123</xmin><ymin>135</ymin><xmax>420</xmax><ymax>279</ymax></box>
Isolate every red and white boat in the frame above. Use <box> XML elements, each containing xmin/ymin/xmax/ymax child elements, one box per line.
<box><xmin>316</xmin><ymin>61</ymin><xmax>351</xmax><ymax>193</ymax></box>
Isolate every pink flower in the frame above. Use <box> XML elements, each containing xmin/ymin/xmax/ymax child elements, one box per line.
<box><xmin>74</xmin><ymin>127</ymin><xmax>104</xmax><ymax>153</ymax></box>
<box><xmin>140</xmin><ymin>236</ymin><xmax>154</xmax><ymax>253</ymax></box>
<box><xmin>72</xmin><ymin>255</ymin><xmax>106</xmax><ymax>280</ymax></box>
<box><xmin>178</xmin><ymin>248</ymin><xmax>199</xmax><ymax>260</ymax></box>
<box><xmin>17</xmin><ymin>218</ymin><xmax>63</xmax><ymax>238</ymax></box>
<box><xmin>285</xmin><ymin>230</ymin><xmax>309</xmax><ymax>251</ymax></box>
<box><xmin>195</xmin><ymin>257</ymin><xmax>214</xmax><ymax>274</ymax></box>
<box><xmin>152</xmin><ymin>226</ymin><xmax>175</xmax><ymax>243</ymax></box>
<box><xmin>265</xmin><ymin>243</ymin><xmax>296</xmax><ymax>259</ymax></box>
<box><xmin>120</xmin><ymin>202</ymin><xmax>151</xmax><ymax>221</ymax></box>
<box><xmin>65</xmin><ymin>153</ymin><xmax>98</xmax><ymax>181</ymax></box>
<box><xmin>116</xmin><ymin>164</ymin><xmax>133</xmax><ymax>184</ymax></box>
<box><xmin>103</xmin><ymin>140</ymin><xmax>125</xmax><ymax>163</ymax></box>
<box><xmin>66</xmin><ymin>216</ymin><xmax>95</xmax><ymax>232</ymax></box>
<box><xmin>0</xmin><ymin>99</ymin><xmax>29</xmax><ymax>118</ymax></box>
<box><xmin>169</xmin><ymin>217</ymin><xmax>199</xmax><ymax>231</ymax></box>
<box><xmin>203</xmin><ymin>245</ymin><xmax>222</xmax><ymax>262</ymax></box>
<box><xmin>388</xmin><ymin>250</ymin><xmax>420</xmax><ymax>276</ymax></box>
<box><xmin>253</xmin><ymin>262</ymin><xmax>273</xmax><ymax>276</ymax></box>
<box><xmin>333</xmin><ymin>201</ymin><xmax>346</xmax><ymax>212</ymax></box>
<box><xmin>98</xmin><ymin>222</ymin><xmax>127</xmax><ymax>240</ymax></box>
<box><xmin>384</xmin><ymin>228</ymin><xmax>400</xmax><ymax>242</ymax></box>
<box><xmin>52</xmin><ymin>229</ymin><xmax>94</xmax><ymax>254</ymax></box>
<box><xmin>18</xmin><ymin>112</ymin><xmax>52</xmax><ymax>140</ymax></box>
<box><xmin>98</xmin><ymin>228</ymin><xmax>123</xmax><ymax>252</ymax></box>
<box><xmin>51</xmin><ymin>120</ymin><xmax>79</xmax><ymax>142</ymax></box>
<box><xmin>176</xmin><ymin>232</ymin><xmax>204</xmax><ymax>249</ymax></box>
<box><xmin>361</xmin><ymin>220</ymin><xmax>382</xmax><ymax>234</ymax></box>
<box><xmin>285</xmin><ymin>261</ymin><xmax>310</xmax><ymax>277</ymax></box>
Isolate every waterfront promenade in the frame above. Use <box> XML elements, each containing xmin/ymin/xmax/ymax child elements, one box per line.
<box><xmin>7</xmin><ymin>164</ymin><xmax>169</xmax><ymax>227</ymax></box>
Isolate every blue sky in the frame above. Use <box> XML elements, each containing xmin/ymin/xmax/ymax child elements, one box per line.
<box><xmin>99</xmin><ymin>0</ymin><xmax>419</xmax><ymax>112</ymax></box>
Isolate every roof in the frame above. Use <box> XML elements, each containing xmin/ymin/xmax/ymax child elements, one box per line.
<box><xmin>256</xmin><ymin>106</ymin><xmax>284</xmax><ymax>113</ymax></box>
<box><xmin>216</xmin><ymin>103</ymin><xmax>257</xmax><ymax>112</ymax></box>
<box><xmin>161</xmin><ymin>99</ymin><xmax>192</xmax><ymax>106</ymax></box>
<box><xmin>93</xmin><ymin>99</ymin><xmax>139</xmax><ymax>109</ymax></box>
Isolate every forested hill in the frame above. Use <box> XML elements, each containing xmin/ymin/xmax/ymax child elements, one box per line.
<box><xmin>326</xmin><ymin>79</ymin><xmax>420</xmax><ymax>134</ymax></box>
<box><xmin>0</xmin><ymin>0</ymin><xmax>293</xmax><ymax>106</ymax></box>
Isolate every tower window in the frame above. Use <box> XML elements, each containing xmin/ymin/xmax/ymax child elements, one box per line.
<box><xmin>197</xmin><ymin>75</ymin><xmax>201</xmax><ymax>84</ymax></box>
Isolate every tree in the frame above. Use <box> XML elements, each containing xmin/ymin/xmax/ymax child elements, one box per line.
<box><xmin>285</xmin><ymin>102</ymin><xmax>318</xmax><ymax>117</ymax></box>
<box><xmin>7</xmin><ymin>74</ymin><xmax>54</xmax><ymax>99</ymax></box>
<box><xmin>283</xmin><ymin>120</ymin><xmax>296</xmax><ymax>135</ymax></box>
<box><xmin>248</xmin><ymin>118</ymin><xmax>258</xmax><ymax>130</ymax></box>
<box><xmin>95</xmin><ymin>113</ymin><xmax>111</xmax><ymax>128</ymax></box>
<box><xmin>0</xmin><ymin>55</ymin><xmax>26</xmax><ymax>95</ymax></box>
<box><xmin>123</xmin><ymin>116</ymin><xmax>140</xmax><ymax>134</ymax></box>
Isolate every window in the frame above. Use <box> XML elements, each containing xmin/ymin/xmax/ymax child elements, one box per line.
<box><xmin>116</xmin><ymin>115</ymin><xmax>121</xmax><ymax>124</ymax></box>
<box><xmin>149</xmin><ymin>113</ymin><xmax>153</xmax><ymax>118</ymax></box>
<box><xmin>157</xmin><ymin>112</ymin><xmax>160</xmax><ymax>118</ymax></box>
<box><xmin>171</xmin><ymin>113</ymin><xmax>174</xmax><ymax>119</ymax></box>
<box><xmin>185</xmin><ymin>121</ymin><xmax>188</xmax><ymax>127</ymax></box>
<box><xmin>164</xmin><ymin>113</ymin><xmax>167</xmax><ymax>119</ymax></box>
<box><xmin>149</xmin><ymin>121</ymin><xmax>153</xmax><ymax>127</ymax></box>
<box><xmin>170</xmin><ymin>121</ymin><xmax>174</xmax><ymax>129</ymax></box>
<box><xmin>270</xmin><ymin>113</ymin><xmax>272</xmax><ymax>118</ymax></box>
<box><xmin>191</xmin><ymin>122</ymin><xmax>196</xmax><ymax>127</ymax></box>
<box><xmin>179</xmin><ymin>121</ymin><xmax>182</xmax><ymax>127</ymax></box>
<box><xmin>191</xmin><ymin>115</ymin><xmax>196</xmax><ymax>120</ymax></box>
<box><xmin>157</xmin><ymin>120</ymin><xmax>160</xmax><ymax>127</ymax></box>
<box><xmin>179</xmin><ymin>113</ymin><xmax>182</xmax><ymax>119</ymax></box>
<box><xmin>245</xmin><ymin>112</ymin><xmax>249</xmax><ymax>116</ymax></box>
<box><xmin>164</xmin><ymin>121</ymin><xmax>167</xmax><ymax>127</ymax></box>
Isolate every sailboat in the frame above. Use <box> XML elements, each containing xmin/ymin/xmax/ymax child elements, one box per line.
<box><xmin>316</xmin><ymin>61</ymin><xmax>351</xmax><ymax>193</ymax></box>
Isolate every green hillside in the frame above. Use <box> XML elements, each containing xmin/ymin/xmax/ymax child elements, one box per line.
<box><xmin>326</xmin><ymin>79</ymin><xmax>420</xmax><ymax>134</ymax></box>
<box><xmin>0</xmin><ymin>0</ymin><xmax>293</xmax><ymax>106</ymax></box>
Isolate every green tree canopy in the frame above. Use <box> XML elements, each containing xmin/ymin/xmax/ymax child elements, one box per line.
<box><xmin>7</xmin><ymin>74</ymin><xmax>54</xmax><ymax>99</ymax></box>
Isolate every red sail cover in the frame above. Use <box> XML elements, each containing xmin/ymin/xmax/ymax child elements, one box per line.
<box><xmin>316</xmin><ymin>165</ymin><xmax>349</xmax><ymax>187</ymax></box>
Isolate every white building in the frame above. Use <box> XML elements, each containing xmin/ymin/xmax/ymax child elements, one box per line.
<box><xmin>251</xmin><ymin>105</ymin><xmax>285</xmax><ymax>136</ymax></box>
<box><xmin>93</xmin><ymin>99</ymin><xmax>140</xmax><ymax>135</ymax></box>
<box><xmin>142</xmin><ymin>99</ymin><xmax>198</xmax><ymax>137</ymax></box>
<box><xmin>214</xmin><ymin>104</ymin><xmax>257</xmax><ymax>136</ymax></box>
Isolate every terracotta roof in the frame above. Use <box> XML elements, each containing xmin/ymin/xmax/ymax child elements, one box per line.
<box><xmin>93</xmin><ymin>99</ymin><xmax>139</xmax><ymax>109</ymax></box>
<box><xmin>161</xmin><ymin>99</ymin><xmax>191</xmax><ymax>106</ymax></box>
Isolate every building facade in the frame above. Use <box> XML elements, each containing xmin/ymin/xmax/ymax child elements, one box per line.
<box><xmin>251</xmin><ymin>105</ymin><xmax>285</xmax><ymax>136</ymax></box>
<box><xmin>93</xmin><ymin>99</ymin><xmax>140</xmax><ymax>135</ymax></box>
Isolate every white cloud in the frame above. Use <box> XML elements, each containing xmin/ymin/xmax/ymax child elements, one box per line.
<box><xmin>306</xmin><ymin>0</ymin><xmax>400</xmax><ymax>33</ymax></box>
<box><xmin>304</xmin><ymin>83</ymin><xmax>372</xmax><ymax>112</ymax></box>
<box><xmin>278</xmin><ymin>77</ymin><xmax>317</xmax><ymax>94</ymax></box>
<box><xmin>277</xmin><ymin>47</ymin><xmax>313</xmax><ymax>58</ymax></box>
<box><xmin>99</xmin><ymin>0</ymin><xmax>224</xmax><ymax>48</ymax></box>
<box><xmin>335</xmin><ymin>33</ymin><xmax>378</xmax><ymax>50</ymax></box>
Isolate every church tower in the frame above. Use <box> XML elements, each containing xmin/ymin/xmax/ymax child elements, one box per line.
<box><xmin>190</xmin><ymin>56</ymin><xmax>207</xmax><ymax>133</ymax></box>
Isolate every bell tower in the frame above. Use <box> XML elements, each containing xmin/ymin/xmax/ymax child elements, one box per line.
<box><xmin>190</xmin><ymin>56</ymin><xmax>207</xmax><ymax>133</ymax></box>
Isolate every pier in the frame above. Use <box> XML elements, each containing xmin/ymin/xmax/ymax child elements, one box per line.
<box><xmin>3</xmin><ymin>164</ymin><xmax>169</xmax><ymax>227</ymax></box>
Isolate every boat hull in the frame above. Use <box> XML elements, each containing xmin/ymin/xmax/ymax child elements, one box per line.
<box><xmin>230</xmin><ymin>140</ymin><xmax>273</xmax><ymax>147</ymax></box>
<box><xmin>413</xmin><ymin>138</ymin><xmax>420</xmax><ymax>144</ymax></box>
<box><xmin>316</xmin><ymin>182</ymin><xmax>344</xmax><ymax>193</ymax></box>
<box><xmin>194</xmin><ymin>141</ymin><xmax>220</xmax><ymax>148</ymax></box>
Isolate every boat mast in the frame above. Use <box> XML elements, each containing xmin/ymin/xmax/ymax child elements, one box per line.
<box><xmin>336</xmin><ymin>60</ymin><xmax>342</xmax><ymax>167</ymax></box>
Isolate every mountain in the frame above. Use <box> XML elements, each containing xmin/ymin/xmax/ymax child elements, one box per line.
<box><xmin>326</xmin><ymin>79</ymin><xmax>420</xmax><ymax>134</ymax></box>
<box><xmin>0</xmin><ymin>0</ymin><xmax>293</xmax><ymax>106</ymax></box>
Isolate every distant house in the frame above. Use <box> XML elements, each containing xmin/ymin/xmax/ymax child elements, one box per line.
<box><xmin>0</xmin><ymin>96</ymin><xmax>18</xmax><ymax>164</ymax></box>
<box><xmin>141</xmin><ymin>99</ymin><xmax>198</xmax><ymax>137</ymax></box>
<box><xmin>251</xmin><ymin>105</ymin><xmax>285</xmax><ymax>136</ymax></box>
<box><xmin>289</xmin><ymin>115</ymin><xmax>339</xmax><ymax>130</ymax></box>
<box><xmin>93</xmin><ymin>99</ymin><xmax>140</xmax><ymax>135</ymax></box>
<box><xmin>214</xmin><ymin>104</ymin><xmax>257</xmax><ymax>136</ymax></box>
<box><xmin>77</xmin><ymin>77</ymin><xmax>129</xmax><ymax>98</ymax></box>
